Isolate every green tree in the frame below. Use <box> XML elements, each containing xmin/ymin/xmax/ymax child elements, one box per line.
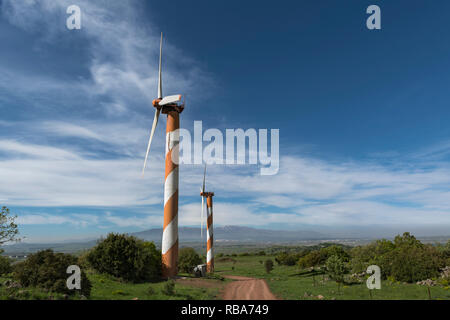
<box><xmin>393</xmin><ymin>232</ymin><xmax>422</xmax><ymax>248</ymax></box>
<box><xmin>387</xmin><ymin>243</ymin><xmax>443</xmax><ymax>282</ymax></box>
<box><xmin>13</xmin><ymin>249</ymin><xmax>91</xmax><ymax>296</ymax></box>
<box><xmin>0</xmin><ymin>206</ymin><xmax>20</xmax><ymax>245</ymax></box>
<box><xmin>275</xmin><ymin>252</ymin><xmax>299</xmax><ymax>266</ymax></box>
<box><xmin>264</xmin><ymin>259</ymin><xmax>274</xmax><ymax>274</ymax></box>
<box><xmin>298</xmin><ymin>251</ymin><xmax>323</xmax><ymax>270</ymax></box>
<box><xmin>87</xmin><ymin>233</ymin><xmax>161</xmax><ymax>282</ymax></box>
<box><xmin>320</xmin><ymin>245</ymin><xmax>350</xmax><ymax>262</ymax></box>
<box><xmin>0</xmin><ymin>251</ymin><xmax>12</xmax><ymax>275</ymax></box>
<box><xmin>178</xmin><ymin>247</ymin><xmax>202</xmax><ymax>273</ymax></box>
<box><xmin>326</xmin><ymin>255</ymin><xmax>347</xmax><ymax>293</ymax></box>
<box><xmin>350</xmin><ymin>239</ymin><xmax>395</xmax><ymax>278</ymax></box>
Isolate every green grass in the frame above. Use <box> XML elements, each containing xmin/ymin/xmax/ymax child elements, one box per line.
<box><xmin>1</xmin><ymin>271</ymin><xmax>225</xmax><ymax>300</ymax></box>
<box><xmin>214</xmin><ymin>255</ymin><xmax>450</xmax><ymax>300</ymax></box>
<box><xmin>88</xmin><ymin>271</ymin><xmax>222</xmax><ymax>300</ymax></box>
<box><xmin>2</xmin><ymin>255</ymin><xmax>449</xmax><ymax>300</ymax></box>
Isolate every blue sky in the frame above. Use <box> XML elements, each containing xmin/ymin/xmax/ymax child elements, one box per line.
<box><xmin>1</xmin><ymin>0</ymin><xmax>450</xmax><ymax>242</ymax></box>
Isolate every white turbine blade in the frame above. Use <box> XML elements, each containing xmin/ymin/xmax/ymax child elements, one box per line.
<box><xmin>159</xmin><ymin>94</ymin><xmax>182</xmax><ymax>106</ymax></box>
<box><xmin>202</xmin><ymin>164</ymin><xmax>207</xmax><ymax>193</ymax></box>
<box><xmin>158</xmin><ymin>32</ymin><xmax>163</xmax><ymax>99</ymax></box>
<box><xmin>142</xmin><ymin>108</ymin><xmax>160</xmax><ymax>175</ymax></box>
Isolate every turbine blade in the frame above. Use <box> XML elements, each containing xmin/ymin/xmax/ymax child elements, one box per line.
<box><xmin>142</xmin><ymin>108</ymin><xmax>160</xmax><ymax>175</ymax></box>
<box><xmin>202</xmin><ymin>164</ymin><xmax>207</xmax><ymax>193</ymax></box>
<box><xmin>158</xmin><ymin>32</ymin><xmax>163</xmax><ymax>99</ymax></box>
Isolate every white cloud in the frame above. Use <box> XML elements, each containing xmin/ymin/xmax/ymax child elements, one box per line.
<box><xmin>0</xmin><ymin>0</ymin><xmax>449</xmax><ymax>233</ymax></box>
<box><xmin>17</xmin><ymin>213</ymin><xmax>99</xmax><ymax>227</ymax></box>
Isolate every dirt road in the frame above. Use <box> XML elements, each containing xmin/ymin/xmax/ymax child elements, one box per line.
<box><xmin>222</xmin><ymin>275</ymin><xmax>278</xmax><ymax>300</ymax></box>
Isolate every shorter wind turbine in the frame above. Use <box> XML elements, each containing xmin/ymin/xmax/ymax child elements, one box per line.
<box><xmin>200</xmin><ymin>166</ymin><xmax>215</xmax><ymax>273</ymax></box>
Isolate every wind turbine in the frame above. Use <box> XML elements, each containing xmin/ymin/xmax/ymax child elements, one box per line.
<box><xmin>200</xmin><ymin>167</ymin><xmax>215</xmax><ymax>273</ymax></box>
<box><xmin>142</xmin><ymin>33</ymin><xmax>184</xmax><ymax>278</ymax></box>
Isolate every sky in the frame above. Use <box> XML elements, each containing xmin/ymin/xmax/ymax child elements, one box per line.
<box><xmin>1</xmin><ymin>0</ymin><xmax>450</xmax><ymax>242</ymax></box>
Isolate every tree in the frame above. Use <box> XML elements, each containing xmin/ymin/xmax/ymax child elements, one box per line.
<box><xmin>320</xmin><ymin>245</ymin><xmax>350</xmax><ymax>262</ymax></box>
<box><xmin>298</xmin><ymin>251</ymin><xmax>323</xmax><ymax>270</ymax></box>
<box><xmin>13</xmin><ymin>249</ymin><xmax>91</xmax><ymax>296</ymax></box>
<box><xmin>87</xmin><ymin>233</ymin><xmax>161</xmax><ymax>282</ymax></box>
<box><xmin>350</xmin><ymin>239</ymin><xmax>395</xmax><ymax>278</ymax></box>
<box><xmin>386</xmin><ymin>242</ymin><xmax>443</xmax><ymax>282</ymax></box>
<box><xmin>275</xmin><ymin>252</ymin><xmax>299</xmax><ymax>266</ymax></box>
<box><xmin>0</xmin><ymin>206</ymin><xmax>20</xmax><ymax>245</ymax></box>
<box><xmin>178</xmin><ymin>247</ymin><xmax>202</xmax><ymax>273</ymax></box>
<box><xmin>0</xmin><ymin>252</ymin><xmax>12</xmax><ymax>275</ymax></box>
<box><xmin>298</xmin><ymin>250</ymin><xmax>324</xmax><ymax>286</ymax></box>
<box><xmin>326</xmin><ymin>255</ymin><xmax>347</xmax><ymax>293</ymax></box>
<box><xmin>264</xmin><ymin>259</ymin><xmax>274</xmax><ymax>274</ymax></box>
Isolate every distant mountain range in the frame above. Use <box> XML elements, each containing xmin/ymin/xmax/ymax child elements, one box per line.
<box><xmin>131</xmin><ymin>226</ymin><xmax>326</xmax><ymax>243</ymax></box>
<box><xmin>3</xmin><ymin>226</ymin><xmax>448</xmax><ymax>256</ymax></box>
<box><xmin>2</xmin><ymin>226</ymin><xmax>326</xmax><ymax>255</ymax></box>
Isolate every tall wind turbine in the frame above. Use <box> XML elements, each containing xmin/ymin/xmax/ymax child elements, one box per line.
<box><xmin>200</xmin><ymin>168</ymin><xmax>215</xmax><ymax>273</ymax></box>
<box><xmin>143</xmin><ymin>33</ymin><xmax>184</xmax><ymax>278</ymax></box>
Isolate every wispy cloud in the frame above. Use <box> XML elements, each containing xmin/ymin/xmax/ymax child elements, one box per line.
<box><xmin>0</xmin><ymin>0</ymin><xmax>449</xmax><ymax>238</ymax></box>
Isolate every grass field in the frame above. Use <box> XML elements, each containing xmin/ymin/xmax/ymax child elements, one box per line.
<box><xmin>0</xmin><ymin>271</ymin><xmax>226</xmax><ymax>300</ymax></box>
<box><xmin>214</xmin><ymin>255</ymin><xmax>450</xmax><ymax>300</ymax></box>
<box><xmin>1</xmin><ymin>254</ymin><xmax>449</xmax><ymax>300</ymax></box>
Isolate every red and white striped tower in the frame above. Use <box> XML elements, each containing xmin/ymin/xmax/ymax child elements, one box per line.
<box><xmin>161</xmin><ymin>109</ymin><xmax>182</xmax><ymax>278</ymax></box>
<box><xmin>142</xmin><ymin>33</ymin><xmax>185</xmax><ymax>278</ymax></box>
<box><xmin>201</xmin><ymin>191</ymin><xmax>215</xmax><ymax>273</ymax></box>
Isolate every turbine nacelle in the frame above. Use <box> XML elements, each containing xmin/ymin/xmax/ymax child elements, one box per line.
<box><xmin>152</xmin><ymin>94</ymin><xmax>185</xmax><ymax>114</ymax></box>
<box><xmin>200</xmin><ymin>192</ymin><xmax>215</xmax><ymax>197</ymax></box>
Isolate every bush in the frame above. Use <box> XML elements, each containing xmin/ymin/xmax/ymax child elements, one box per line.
<box><xmin>87</xmin><ymin>233</ymin><xmax>161</xmax><ymax>283</ymax></box>
<box><xmin>264</xmin><ymin>259</ymin><xmax>274</xmax><ymax>274</ymax></box>
<box><xmin>13</xmin><ymin>249</ymin><xmax>91</xmax><ymax>296</ymax></box>
<box><xmin>178</xmin><ymin>247</ymin><xmax>202</xmax><ymax>273</ymax></box>
<box><xmin>147</xmin><ymin>286</ymin><xmax>155</xmax><ymax>295</ymax></box>
<box><xmin>350</xmin><ymin>233</ymin><xmax>444</xmax><ymax>283</ymax></box>
<box><xmin>297</xmin><ymin>251</ymin><xmax>323</xmax><ymax>269</ymax></box>
<box><xmin>387</xmin><ymin>243</ymin><xmax>443</xmax><ymax>283</ymax></box>
<box><xmin>349</xmin><ymin>239</ymin><xmax>395</xmax><ymax>277</ymax></box>
<box><xmin>320</xmin><ymin>245</ymin><xmax>350</xmax><ymax>262</ymax></box>
<box><xmin>275</xmin><ymin>252</ymin><xmax>299</xmax><ymax>266</ymax></box>
<box><xmin>161</xmin><ymin>280</ymin><xmax>175</xmax><ymax>296</ymax></box>
<box><xmin>326</xmin><ymin>255</ymin><xmax>347</xmax><ymax>291</ymax></box>
<box><xmin>0</xmin><ymin>251</ymin><xmax>12</xmax><ymax>275</ymax></box>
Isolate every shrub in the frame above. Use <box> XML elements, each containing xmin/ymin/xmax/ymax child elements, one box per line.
<box><xmin>147</xmin><ymin>286</ymin><xmax>155</xmax><ymax>295</ymax></box>
<box><xmin>264</xmin><ymin>259</ymin><xmax>274</xmax><ymax>274</ymax></box>
<box><xmin>161</xmin><ymin>280</ymin><xmax>175</xmax><ymax>296</ymax></box>
<box><xmin>87</xmin><ymin>233</ymin><xmax>161</xmax><ymax>283</ymax></box>
<box><xmin>297</xmin><ymin>251</ymin><xmax>323</xmax><ymax>270</ymax></box>
<box><xmin>386</xmin><ymin>243</ymin><xmax>443</xmax><ymax>283</ymax></box>
<box><xmin>0</xmin><ymin>251</ymin><xmax>12</xmax><ymax>275</ymax></box>
<box><xmin>13</xmin><ymin>249</ymin><xmax>91</xmax><ymax>296</ymax></box>
<box><xmin>275</xmin><ymin>252</ymin><xmax>299</xmax><ymax>266</ymax></box>
<box><xmin>320</xmin><ymin>245</ymin><xmax>350</xmax><ymax>262</ymax></box>
<box><xmin>178</xmin><ymin>247</ymin><xmax>202</xmax><ymax>273</ymax></box>
<box><xmin>77</xmin><ymin>250</ymin><xmax>91</xmax><ymax>270</ymax></box>
<box><xmin>350</xmin><ymin>239</ymin><xmax>395</xmax><ymax>277</ymax></box>
<box><xmin>258</xmin><ymin>251</ymin><xmax>266</xmax><ymax>256</ymax></box>
<box><xmin>349</xmin><ymin>233</ymin><xmax>444</xmax><ymax>283</ymax></box>
<box><xmin>325</xmin><ymin>255</ymin><xmax>347</xmax><ymax>291</ymax></box>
